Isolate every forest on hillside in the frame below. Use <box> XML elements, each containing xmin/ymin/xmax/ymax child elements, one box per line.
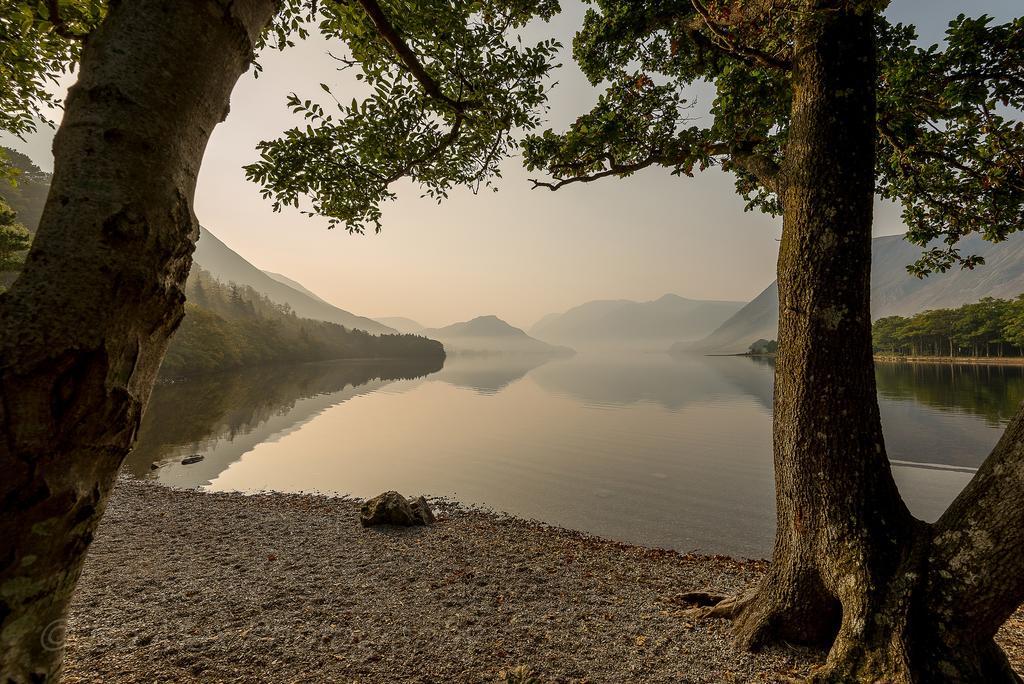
<box><xmin>872</xmin><ymin>296</ymin><xmax>1024</xmax><ymax>357</ymax></box>
<box><xmin>161</xmin><ymin>268</ymin><xmax>444</xmax><ymax>377</ymax></box>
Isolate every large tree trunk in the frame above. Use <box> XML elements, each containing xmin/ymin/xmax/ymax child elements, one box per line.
<box><xmin>698</xmin><ymin>4</ymin><xmax>1024</xmax><ymax>682</ymax></box>
<box><xmin>0</xmin><ymin>1</ymin><xmax>277</xmax><ymax>681</ymax></box>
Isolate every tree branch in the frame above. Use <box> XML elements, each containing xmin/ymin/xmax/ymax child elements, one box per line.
<box><xmin>353</xmin><ymin>0</ymin><xmax>481</xmax><ymax>114</ymax></box>
<box><xmin>384</xmin><ymin>113</ymin><xmax>464</xmax><ymax>184</ymax></box>
<box><xmin>41</xmin><ymin>0</ymin><xmax>89</xmax><ymax>41</ymax></box>
<box><xmin>530</xmin><ymin>155</ymin><xmax>662</xmax><ymax>191</ymax></box>
<box><xmin>878</xmin><ymin>119</ymin><xmax>1024</xmax><ymax>195</ymax></box>
<box><xmin>530</xmin><ymin>140</ymin><xmax>783</xmax><ymax>193</ymax></box>
<box><xmin>931</xmin><ymin>406</ymin><xmax>1024</xmax><ymax>638</ymax></box>
<box><xmin>709</xmin><ymin>141</ymin><xmax>784</xmax><ymax>193</ymax></box>
<box><xmin>687</xmin><ymin>0</ymin><xmax>791</xmax><ymax>72</ymax></box>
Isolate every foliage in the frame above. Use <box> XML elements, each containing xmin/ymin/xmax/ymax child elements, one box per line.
<box><xmin>0</xmin><ymin>1</ymin><xmax>561</xmax><ymax>233</ymax></box>
<box><xmin>747</xmin><ymin>338</ymin><xmax>777</xmax><ymax>355</ymax></box>
<box><xmin>877</xmin><ymin>16</ymin><xmax>1024</xmax><ymax>274</ymax></box>
<box><xmin>0</xmin><ymin>197</ymin><xmax>31</xmax><ymax>277</ymax></box>
<box><xmin>0</xmin><ymin>146</ymin><xmax>52</xmax><ymax>233</ymax></box>
<box><xmin>0</xmin><ymin>1</ymin><xmax>103</xmax><ymax>161</ymax></box>
<box><xmin>871</xmin><ymin>295</ymin><xmax>1024</xmax><ymax>357</ymax></box>
<box><xmin>244</xmin><ymin>0</ymin><xmax>561</xmax><ymax>233</ymax></box>
<box><xmin>161</xmin><ymin>267</ymin><xmax>444</xmax><ymax>377</ymax></box>
<box><xmin>523</xmin><ymin>0</ymin><xmax>790</xmax><ymax>213</ymax></box>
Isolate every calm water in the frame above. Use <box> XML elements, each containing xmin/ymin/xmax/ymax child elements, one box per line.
<box><xmin>125</xmin><ymin>354</ymin><xmax>1024</xmax><ymax>558</ymax></box>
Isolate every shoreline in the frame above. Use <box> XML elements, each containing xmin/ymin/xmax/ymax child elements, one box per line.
<box><xmin>874</xmin><ymin>354</ymin><xmax>1024</xmax><ymax>366</ymax></box>
<box><xmin>63</xmin><ymin>479</ymin><xmax>1024</xmax><ymax>682</ymax></box>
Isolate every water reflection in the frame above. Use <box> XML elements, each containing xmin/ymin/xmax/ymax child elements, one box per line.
<box><xmin>531</xmin><ymin>353</ymin><xmax>752</xmax><ymax>410</ymax></box>
<box><xmin>431</xmin><ymin>354</ymin><xmax>552</xmax><ymax>394</ymax></box>
<box><xmin>127</xmin><ymin>358</ymin><xmax>442</xmax><ymax>487</ymax></box>
<box><xmin>127</xmin><ymin>353</ymin><xmax>1022</xmax><ymax>557</ymax></box>
<box><xmin>875</xmin><ymin>362</ymin><xmax>1024</xmax><ymax>427</ymax></box>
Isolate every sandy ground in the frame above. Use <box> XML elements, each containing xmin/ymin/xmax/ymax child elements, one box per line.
<box><xmin>60</xmin><ymin>478</ymin><xmax>1022</xmax><ymax>683</ymax></box>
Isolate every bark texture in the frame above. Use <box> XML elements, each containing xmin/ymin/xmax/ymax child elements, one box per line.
<box><xmin>705</xmin><ymin>4</ymin><xmax>1024</xmax><ymax>682</ymax></box>
<box><xmin>0</xmin><ymin>1</ymin><xmax>277</xmax><ymax>681</ymax></box>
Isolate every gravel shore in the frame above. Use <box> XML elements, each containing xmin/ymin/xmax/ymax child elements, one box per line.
<box><xmin>62</xmin><ymin>478</ymin><xmax>1022</xmax><ymax>683</ymax></box>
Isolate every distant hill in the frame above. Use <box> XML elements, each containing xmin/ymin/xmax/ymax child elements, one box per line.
<box><xmin>531</xmin><ymin>294</ymin><xmax>744</xmax><ymax>350</ymax></box>
<box><xmin>193</xmin><ymin>227</ymin><xmax>395</xmax><ymax>334</ymax></box>
<box><xmin>375</xmin><ymin>317</ymin><xmax>425</xmax><ymax>334</ymax></box>
<box><xmin>685</xmin><ymin>233</ymin><xmax>1024</xmax><ymax>354</ymax></box>
<box><xmin>422</xmin><ymin>315</ymin><xmax>574</xmax><ymax>355</ymax></box>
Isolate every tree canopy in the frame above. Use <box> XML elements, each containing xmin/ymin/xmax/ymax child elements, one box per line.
<box><xmin>5</xmin><ymin>2</ymin><xmax>1021</xmax><ymax>276</ymax></box>
<box><xmin>520</xmin><ymin>4</ymin><xmax>1024</xmax><ymax>275</ymax></box>
<box><xmin>245</xmin><ymin>0</ymin><xmax>561</xmax><ymax>233</ymax></box>
<box><xmin>873</xmin><ymin>295</ymin><xmax>1024</xmax><ymax>357</ymax></box>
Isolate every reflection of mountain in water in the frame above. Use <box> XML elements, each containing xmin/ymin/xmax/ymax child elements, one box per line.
<box><xmin>126</xmin><ymin>358</ymin><xmax>442</xmax><ymax>485</ymax></box>
<box><xmin>530</xmin><ymin>353</ymin><xmax>758</xmax><ymax>411</ymax></box>
<box><xmin>432</xmin><ymin>355</ymin><xmax>552</xmax><ymax>394</ymax></box>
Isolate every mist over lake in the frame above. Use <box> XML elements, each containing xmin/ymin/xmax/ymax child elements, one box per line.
<box><xmin>128</xmin><ymin>354</ymin><xmax>1013</xmax><ymax>558</ymax></box>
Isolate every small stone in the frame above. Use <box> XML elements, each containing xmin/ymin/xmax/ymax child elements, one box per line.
<box><xmin>181</xmin><ymin>455</ymin><xmax>204</xmax><ymax>465</ymax></box>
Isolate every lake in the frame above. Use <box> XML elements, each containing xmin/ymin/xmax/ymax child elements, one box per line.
<box><xmin>125</xmin><ymin>354</ymin><xmax>1024</xmax><ymax>558</ymax></box>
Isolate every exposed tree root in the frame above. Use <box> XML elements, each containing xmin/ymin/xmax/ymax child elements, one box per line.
<box><xmin>682</xmin><ymin>587</ymin><xmax>1024</xmax><ymax>683</ymax></box>
<box><xmin>676</xmin><ymin>591</ymin><xmax>728</xmax><ymax>608</ymax></box>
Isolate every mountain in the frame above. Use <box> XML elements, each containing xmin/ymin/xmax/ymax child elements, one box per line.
<box><xmin>374</xmin><ymin>317</ymin><xmax>425</xmax><ymax>334</ymax></box>
<box><xmin>685</xmin><ymin>233</ymin><xmax>1024</xmax><ymax>354</ymax></box>
<box><xmin>193</xmin><ymin>227</ymin><xmax>395</xmax><ymax>334</ymax></box>
<box><xmin>531</xmin><ymin>294</ymin><xmax>745</xmax><ymax>350</ymax></box>
<box><xmin>422</xmin><ymin>315</ymin><xmax>574</xmax><ymax>355</ymax></box>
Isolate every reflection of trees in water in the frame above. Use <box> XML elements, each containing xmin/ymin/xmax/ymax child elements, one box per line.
<box><xmin>874</xmin><ymin>362</ymin><xmax>1024</xmax><ymax>426</ymax></box>
<box><xmin>745</xmin><ymin>355</ymin><xmax>775</xmax><ymax>369</ymax></box>
<box><xmin>125</xmin><ymin>358</ymin><xmax>442</xmax><ymax>475</ymax></box>
<box><xmin>733</xmin><ymin>356</ymin><xmax>1023</xmax><ymax>429</ymax></box>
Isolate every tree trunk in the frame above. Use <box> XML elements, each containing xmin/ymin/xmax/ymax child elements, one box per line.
<box><xmin>0</xmin><ymin>1</ymin><xmax>277</xmax><ymax>681</ymax></box>
<box><xmin>699</xmin><ymin>4</ymin><xmax>1024</xmax><ymax>682</ymax></box>
<box><xmin>720</xmin><ymin>0</ymin><xmax>919</xmax><ymax>655</ymax></box>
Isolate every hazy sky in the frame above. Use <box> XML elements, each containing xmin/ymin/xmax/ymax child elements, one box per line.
<box><xmin>6</xmin><ymin>1</ymin><xmax>1019</xmax><ymax>329</ymax></box>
